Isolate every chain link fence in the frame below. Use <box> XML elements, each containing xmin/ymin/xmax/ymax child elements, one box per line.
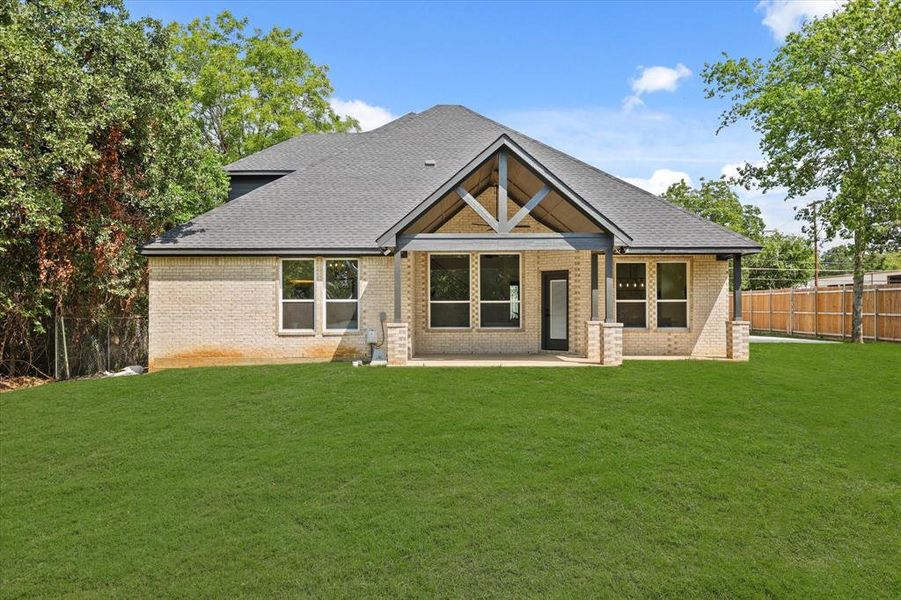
<box><xmin>53</xmin><ymin>315</ymin><xmax>148</xmax><ymax>380</ymax></box>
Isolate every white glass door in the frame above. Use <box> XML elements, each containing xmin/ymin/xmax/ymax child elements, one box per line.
<box><xmin>549</xmin><ymin>279</ymin><xmax>567</xmax><ymax>340</ymax></box>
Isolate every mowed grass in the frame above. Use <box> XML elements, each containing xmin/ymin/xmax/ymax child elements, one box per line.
<box><xmin>1</xmin><ymin>344</ymin><xmax>900</xmax><ymax>598</ymax></box>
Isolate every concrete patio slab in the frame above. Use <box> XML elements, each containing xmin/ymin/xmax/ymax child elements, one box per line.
<box><xmin>406</xmin><ymin>354</ymin><xmax>600</xmax><ymax>367</ymax></box>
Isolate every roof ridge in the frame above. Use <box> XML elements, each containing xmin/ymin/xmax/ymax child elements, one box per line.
<box><xmin>223</xmin><ymin>111</ymin><xmax>421</xmax><ymax>171</ymax></box>
<box><xmin>223</xmin><ymin>130</ymin><xmax>353</xmax><ymax>171</ymax></box>
<box><xmin>295</xmin><ymin>108</ymin><xmax>427</xmax><ymax>173</ymax></box>
<box><xmin>365</xmin><ymin>111</ymin><xmax>419</xmax><ymax>134</ymax></box>
<box><xmin>453</xmin><ymin>105</ymin><xmax>758</xmax><ymax>248</ymax></box>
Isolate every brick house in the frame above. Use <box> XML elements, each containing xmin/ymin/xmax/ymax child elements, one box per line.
<box><xmin>142</xmin><ymin>105</ymin><xmax>758</xmax><ymax>368</ymax></box>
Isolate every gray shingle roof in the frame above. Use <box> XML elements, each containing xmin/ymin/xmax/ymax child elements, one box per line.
<box><xmin>143</xmin><ymin>105</ymin><xmax>761</xmax><ymax>254</ymax></box>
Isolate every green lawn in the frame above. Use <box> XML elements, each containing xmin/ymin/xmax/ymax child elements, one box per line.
<box><xmin>2</xmin><ymin>345</ymin><xmax>899</xmax><ymax>598</ymax></box>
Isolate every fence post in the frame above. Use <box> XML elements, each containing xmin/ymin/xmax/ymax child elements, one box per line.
<box><xmin>54</xmin><ymin>310</ymin><xmax>59</xmax><ymax>380</ymax></box>
<box><xmin>59</xmin><ymin>314</ymin><xmax>70</xmax><ymax>380</ymax></box>
<box><xmin>813</xmin><ymin>287</ymin><xmax>818</xmax><ymax>338</ymax></box>
<box><xmin>106</xmin><ymin>321</ymin><xmax>111</xmax><ymax>372</ymax></box>
<box><xmin>788</xmin><ymin>288</ymin><xmax>794</xmax><ymax>335</ymax></box>
<box><xmin>841</xmin><ymin>286</ymin><xmax>846</xmax><ymax>340</ymax></box>
<box><xmin>874</xmin><ymin>287</ymin><xmax>879</xmax><ymax>342</ymax></box>
<box><xmin>769</xmin><ymin>289</ymin><xmax>773</xmax><ymax>332</ymax></box>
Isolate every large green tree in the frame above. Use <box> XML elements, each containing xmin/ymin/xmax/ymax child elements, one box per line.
<box><xmin>0</xmin><ymin>0</ymin><xmax>228</xmax><ymax>375</ymax></box>
<box><xmin>703</xmin><ymin>0</ymin><xmax>901</xmax><ymax>341</ymax></box>
<box><xmin>172</xmin><ymin>12</ymin><xmax>358</xmax><ymax>163</ymax></box>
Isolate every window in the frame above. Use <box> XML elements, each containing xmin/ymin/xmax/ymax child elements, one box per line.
<box><xmin>325</xmin><ymin>259</ymin><xmax>359</xmax><ymax>331</ymax></box>
<box><xmin>280</xmin><ymin>259</ymin><xmax>315</xmax><ymax>331</ymax></box>
<box><xmin>480</xmin><ymin>254</ymin><xmax>521</xmax><ymax>328</ymax></box>
<box><xmin>616</xmin><ymin>262</ymin><xmax>646</xmax><ymax>328</ymax></box>
<box><xmin>429</xmin><ymin>254</ymin><xmax>470</xmax><ymax>328</ymax></box>
<box><xmin>657</xmin><ymin>262</ymin><xmax>688</xmax><ymax>328</ymax></box>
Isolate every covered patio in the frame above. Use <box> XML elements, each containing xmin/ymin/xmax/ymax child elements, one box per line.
<box><xmin>377</xmin><ymin>136</ymin><xmax>749</xmax><ymax>366</ymax></box>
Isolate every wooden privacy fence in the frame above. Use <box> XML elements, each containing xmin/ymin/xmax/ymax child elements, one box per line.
<box><xmin>729</xmin><ymin>285</ymin><xmax>901</xmax><ymax>342</ymax></box>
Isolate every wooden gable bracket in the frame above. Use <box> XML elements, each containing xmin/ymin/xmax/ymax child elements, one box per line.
<box><xmin>505</xmin><ymin>185</ymin><xmax>550</xmax><ymax>232</ymax></box>
<box><xmin>455</xmin><ymin>149</ymin><xmax>552</xmax><ymax>234</ymax></box>
<box><xmin>498</xmin><ymin>149</ymin><xmax>552</xmax><ymax>233</ymax></box>
<box><xmin>456</xmin><ymin>186</ymin><xmax>500</xmax><ymax>232</ymax></box>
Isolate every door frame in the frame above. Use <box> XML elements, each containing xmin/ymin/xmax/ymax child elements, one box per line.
<box><xmin>541</xmin><ymin>270</ymin><xmax>569</xmax><ymax>351</ymax></box>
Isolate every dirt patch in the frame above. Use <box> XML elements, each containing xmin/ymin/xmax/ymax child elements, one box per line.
<box><xmin>302</xmin><ymin>344</ymin><xmax>362</xmax><ymax>360</ymax></box>
<box><xmin>172</xmin><ymin>347</ymin><xmax>246</xmax><ymax>360</ymax></box>
<box><xmin>0</xmin><ymin>376</ymin><xmax>51</xmax><ymax>393</ymax></box>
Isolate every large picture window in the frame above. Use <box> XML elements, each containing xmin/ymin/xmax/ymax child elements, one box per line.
<box><xmin>616</xmin><ymin>262</ymin><xmax>646</xmax><ymax>328</ymax></box>
<box><xmin>480</xmin><ymin>254</ymin><xmax>521</xmax><ymax>328</ymax></box>
<box><xmin>657</xmin><ymin>262</ymin><xmax>688</xmax><ymax>328</ymax></box>
<box><xmin>325</xmin><ymin>259</ymin><xmax>359</xmax><ymax>331</ymax></box>
<box><xmin>280</xmin><ymin>259</ymin><xmax>315</xmax><ymax>331</ymax></box>
<box><xmin>429</xmin><ymin>254</ymin><xmax>470</xmax><ymax>328</ymax></box>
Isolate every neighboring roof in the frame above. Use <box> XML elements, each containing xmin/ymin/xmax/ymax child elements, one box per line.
<box><xmin>808</xmin><ymin>269</ymin><xmax>901</xmax><ymax>287</ymax></box>
<box><xmin>143</xmin><ymin>105</ymin><xmax>761</xmax><ymax>255</ymax></box>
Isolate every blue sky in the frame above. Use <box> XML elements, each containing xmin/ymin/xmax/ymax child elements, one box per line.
<box><xmin>127</xmin><ymin>0</ymin><xmax>844</xmax><ymax>238</ymax></box>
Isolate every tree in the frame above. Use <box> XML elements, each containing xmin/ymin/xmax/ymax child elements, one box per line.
<box><xmin>821</xmin><ymin>244</ymin><xmax>887</xmax><ymax>273</ymax></box>
<box><xmin>745</xmin><ymin>233</ymin><xmax>814</xmax><ymax>290</ymax></box>
<box><xmin>662</xmin><ymin>179</ymin><xmax>766</xmax><ymax>241</ymax></box>
<box><xmin>0</xmin><ymin>0</ymin><xmax>228</xmax><ymax>375</ymax></box>
<box><xmin>172</xmin><ymin>12</ymin><xmax>359</xmax><ymax>163</ymax></box>
<box><xmin>703</xmin><ymin>0</ymin><xmax>901</xmax><ymax>341</ymax></box>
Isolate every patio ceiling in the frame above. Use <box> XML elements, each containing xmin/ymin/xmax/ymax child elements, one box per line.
<box><xmin>401</xmin><ymin>150</ymin><xmax>605</xmax><ymax>236</ymax></box>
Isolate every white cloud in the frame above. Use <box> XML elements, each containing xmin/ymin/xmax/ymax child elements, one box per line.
<box><xmin>631</xmin><ymin>63</ymin><xmax>692</xmax><ymax>94</ymax></box>
<box><xmin>329</xmin><ymin>98</ymin><xmax>397</xmax><ymax>131</ymax></box>
<box><xmin>757</xmin><ymin>0</ymin><xmax>844</xmax><ymax>39</ymax></box>
<box><xmin>624</xmin><ymin>169</ymin><xmax>693</xmax><ymax>195</ymax></box>
<box><xmin>623</xmin><ymin>63</ymin><xmax>692</xmax><ymax>111</ymax></box>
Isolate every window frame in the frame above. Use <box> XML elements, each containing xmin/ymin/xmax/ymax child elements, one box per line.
<box><xmin>323</xmin><ymin>258</ymin><xmax>360</xmax><ymax>333</ymax></box>
<box><xmin>614</xmin><ymin>259</ymin><xmax>649</xmax><ymax>329</ymax></box>
<box><xmin>278</xmin><ymin>258</ymin><xmax>316</xmax><ymax>334</ymax></box>
<box><xmin>427</xmin><ymin>252</ymin><xmax>472</xmax><ymax>330</ymax></box>
<box><xmin>477</xmin><ymin>252</ymin><xmax>523</xmax><ymax>330</ymax></box>
<box><xmin>656</xmin><ymin>260</ymin><xmax>690</xmax><ymax>330</ymax></box>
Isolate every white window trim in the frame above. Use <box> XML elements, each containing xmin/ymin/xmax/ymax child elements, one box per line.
<box><xmin>477</xmin><ymin>252</ymin><xmax>523</xmax><ymax>330</ymax></box>
<box><xmin>427</xmin><ymin>252</ymin><xmax>471</xmax><ymax>330</ymax></box>
<box><xmin>323</xmin><ymin>258</ymin><xmax>360</xmax><ymax>333</ymax></box>
<box><xmin>614</xmin><ymin>259</ymin><xmax>649</xmax><ymax>330</ymax></box>
<box><xmin>278</xmin><ymin>258</ymin><xmax>316</xmax><ymax>334</ymax></box>
<box><xmin>656</xmin><ymin>260</ymin><xmax>690</xmax><ymax>330</ymax></box>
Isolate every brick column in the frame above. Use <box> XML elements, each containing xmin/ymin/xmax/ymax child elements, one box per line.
<box><xmin>386</xmin><ymin>322</ymin><xmax>409</xmax><ymax>366</ymax></box>
<box><xmin>726</xmin><ymin>320</ymin><xmax>750</xmax><ymax>361</ymax></box>
<box><xmin>586</xmin><ymin>321</ymin><xmax>602</xmax><ymax>362</ymax></box>
<box><xmin>600</xmin><ymin>322</ymin><xmax>623</xmax><ymax>366</ymax></box>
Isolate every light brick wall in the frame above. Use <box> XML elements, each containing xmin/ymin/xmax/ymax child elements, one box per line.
<box><xmin>385</xmin><ymin>323</ymin><xmax>409</xmax><ymax>366</ymax></box>
<box><xmin>605</xmin><ymin>255</ymin><xmax>729</xmax><ymax>357</ymax></box>
<box><xmin>148</xmin><ymin>255</ymin><xmax>394</xmax><ymax>369</ymax></box>
<box><xmin>149</xmin><ymin>251</ymin><xmax>730</xmax><ymax>368</ymax></box>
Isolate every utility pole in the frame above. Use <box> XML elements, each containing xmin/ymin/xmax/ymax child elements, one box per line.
<box><xmin>806</xmin><ymin>200</ymin><xmax>823</xmax><ymax>287</ymax></box>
